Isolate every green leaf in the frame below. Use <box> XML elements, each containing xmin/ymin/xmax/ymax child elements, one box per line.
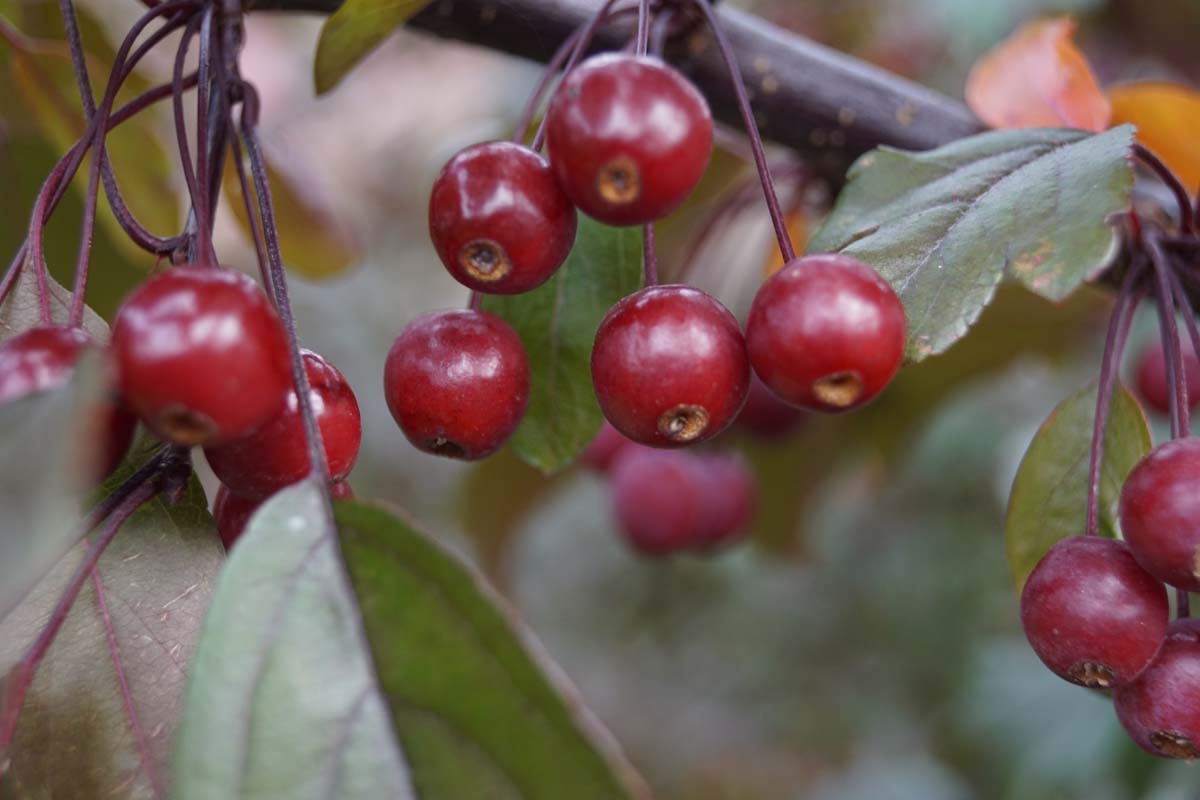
<box><xmin>222</xmin><ymin>151</ymin><xmax>360</xmax><ymax>280</ymax></box>
<box><xmin>336</xmin><ymin>500</ymin><xmax>647</xmax><ymax>800</ymax></box>
<box><xmin>483</xmin><ymin>217</ymin><xmax>643</xmax><ymax>474</ymax></box>
<box><xmin>0</xmin><ymin>456</ymin><xmax>222</xmax><ymax>798</ymax></box>
<box><xmin>173</xmin><ymin>478</ymin><xmax>415</xmax><ymax>799</ymax></box>
<box><xmin>313</xmin><ymin>0</ymin><xmax>433</xmax><ymax>95</ymax></box>
<box><xmin>808</xmin><ymin>126</ymin><xmax>1135</xmax><ymax>362</ymax></box>
<box><xmin>1005</xmin><ymin>381</ymin><xmax>1152</xmax><ymax>591</ymax></box>
<box><xmin>0</xmin><ymin>253</ymin><xmax>107</xmax><ymax>343</ymax></box>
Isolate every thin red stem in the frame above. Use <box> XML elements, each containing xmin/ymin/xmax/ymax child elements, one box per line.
<box><xmin>192</xmin><ymin>6</ymin><xmax>217</xmax><ymax>266</ymax></box>
<box><xmin>228</xmin><ymin>127</ymin><xmax>275</xmax><ymax>305</ymax></box>
<box><xmin>634</xmin><ymin>0</ymin><xmax>651</xmax><ymax>56</ymax></box>
<box><xmin>1134</xmin><ymin>145</ymin><xmax>1194</xmax><ymax>236</ymax></box>
<box><xmin>642</xmin><ymin>223</ymin><xmax>657</xmax><ymax>286</ymax></box>
<box><xmin>1148</xmin><ymin>239</ymin><xmax>1190</xmax><ymax>438</ymax></box>
<box><xmin>688</xmin><ymin>0</ymin><xmax>795</xmax><ymax>263</ymax></box>
<box><xmin>172</xmin><ymin>15</ymin><xmax>204</xmax><ymax>259</ymax></box>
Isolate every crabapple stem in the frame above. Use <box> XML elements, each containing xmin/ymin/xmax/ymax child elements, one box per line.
<box><xmin>228</xmin><ymin>128</ymin><xmax>275</xmax><ymax>305</ymax></box>
<box><xmin>511</xmin><ymin>23</ymin><xmax>583</xmax><ymax>145</ymax></box>
<box><xmin>687</xmin><ymin>0</ymin><xmax>795</xmax><ymax>264</ymax></box>
<box><xmin>468</xmin><ymin>291</ymin><xmax>483</xmax><ymax>311</ymax></box>
<box><xmin>642</xmin><ymin>224</ymin><xmax>658</xmax><ymax>286</ymax></box>
<box><xmin>1085</xmin><ymin>260</ymin><xmax>1143</xmax><ymax>538</ymax></box>
<box><xmin>1148</xmin><ymin>237</ymin><xmax>1190</xmax><ymax>438</ymax></box>
<box><xmin>1134</xmin><ymin>145</ymin><xmax>1194</xmax><ymax>236</ymax></box>
<box><xmin>1179</xmin><ymin>590</ymin><xmax>1191</xmax><ymax>619</ymax></box>
<box><xmin>634</xmin><ymin>0</ymin><xmax>651</xmax><ymax>56</ymax></box>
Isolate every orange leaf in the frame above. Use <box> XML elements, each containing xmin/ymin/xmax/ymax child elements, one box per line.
<box><xmin>966</xmin><ymin>17</ymin><xmax>1110</xmax><ymax>132</ymax></box>
<box><xmin>1109</xmin><ymin>81</ymin><xmax>1200</xmax><ymax>192</ymax></box>
<box><xmin>763</xmin><ymin>209</ymin><xmax>809</xmax><ymax>278</ymax></box>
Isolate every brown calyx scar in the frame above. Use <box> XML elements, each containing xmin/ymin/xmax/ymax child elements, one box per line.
<box><xmin>158</xmin><ymin>406</ymin><xmax>216</xmax><ymax>447</ymax></box>
<box><xmin>658</xmin><ymin>404</ymin><xmax>708</xmax><ymax>443</ymax></box>
<box><xmin>813</xmin><ymin>371</ymin><xmax>863</xmax><ymax>408</ymax></box>
<box><xmin>459</xmin><ymin>239</ymin><xmax>512</xmax><ymax>282</ymax></box>
<box><xmin>597</xmin><ymin>155</ymin><xmax>641</xmax><ymax>205</ymax></box>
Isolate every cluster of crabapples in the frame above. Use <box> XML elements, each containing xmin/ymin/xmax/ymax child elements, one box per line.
<box><xmin>0</xmin><ymin>266</ymin><xmax>362</xmax><ymax>549</ymax></box>
<box><xmin>383</xmin><ymin>51</ymin><xmax>907</xmax><ymax>551</ymax></box>
<box><xmin>1020</xmin><ymin>343</ymin><xmax>1200</xmax><ymax>759</ymax></box>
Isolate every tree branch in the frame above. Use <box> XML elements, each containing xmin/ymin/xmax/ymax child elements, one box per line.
<box><xmin>247</xmin><ymin>0</ymin><xmax>983</xmax><ymax>176</ymax></box>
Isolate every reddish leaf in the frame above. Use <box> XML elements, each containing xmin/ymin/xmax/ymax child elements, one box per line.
<box><xmin>1109</xmin><ymin>81</ymin><xmax>1200</xmax><ymax>192</ymax></box>
<box><xmin>965</xmin><ymin>17</ymin><xmax>1110</xmax><ymax>132</ymax></box>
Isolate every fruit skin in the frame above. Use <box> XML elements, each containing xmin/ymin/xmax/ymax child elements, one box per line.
<box><xmin>112</xmin><ymin>266</ymin><xmax>291</xmax><ymax>447</ymax></box>
<box><xmin>215</xmin><ymin>480</ymin><xmax>354</xmax><ymax>550</ymax></box>
<box><xmin>1115</xmin><ymin>619</ymin><xmax>1200</xmax><ymax>759</ymax></box>
<box><xmin>609</xmin><ymin>447</ymin><xmax>755</xmax><ymax>555</ymax></box>
<box><xmin>1135</xmin><ymin>339</ymin><xmax>1200</xmax><ymax>416</ymax></box>
<box><xmin>0</xmin><ymin>325</ymin><xmax>135</xmax><ymax>476</ymax></box>
<box><xmin>746</xmin><ymin>254</ymin><xmax>905</xmax><ymax>413</ymax></box>
<box><xmin>579</xmin><ymin>421</ymin><xmax>634</xmax><ymax>472</ymax></box>
<box><xmin>1020</xmin><ymin>536</ymin><xmax>1168</xmax><ymax>688</ymax></box>
<box><xmin>383</xmin><ymin>309</ymin><xmax>530</xmax><ymax>460</ymax></box>
<box><xmin>1120</xmin><ymin>436</ymin><xmax>1200</xmax><ymax>591</ymax></box>
<box><xmin>592</xmin><ymin>285</ymin><xmax>749</xmax><ymax>447</ymax></box>
<box><xmin>545</xmin><ymin>53</ymin><xmax>712</xmax><ymax>226</ymax></box>
<box><xmin>429</xmin><ymin>141</ymin><xmax>577</xmax><ymax>294</ymax></box>
<box><xmin>736</xmin><ymin>373</ymin><xmax>804</xmax><ymax>438</ymax></box>
<box><xmin>205</xmin><ymin>350</ymin><xmax>361</xmax><ymax>499</ymax></box>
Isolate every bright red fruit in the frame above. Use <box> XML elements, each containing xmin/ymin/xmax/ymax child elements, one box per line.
<box><xmin>592</xmin><ymin>285</ymin><xmax>749</xmax><ymax>447</ymax></box>
<box><xmin>0</xmin><ymin>326</ymin><xmax>134</xmax><ymax>476</ymax></box>
<box><xmin>1115</xmin><ymin>619</ymin><xmax>1200</xmax><ymax>759</ymax></box>
<box><xmin>545</xmin><ymin>54</ymin><xmax>712</xmax><ymax>225</ymax></box>
<box><xmin>1134</xmin><ymin>339</ymin><xmax>1200</xmax><ymax>416</ymax></box>
<box><xmin>1120</xmin><ymin>437</ymin><xmax>1200</xmax><ymax>591</ymax></box>
<box><xmin>205</xmin><ymin>350</ymin><xmax>361</xmax><ymax>499</ymax></box>
<box><xmin>383</xmin><ymin>309</ymin><xmax>529</xmax><ymax>460</ymax></box>
<box><xmin>1020</xmin><ymin>536</ymin><xmax>1168</xmax><ymax>688</ymax></box>
<box><xmin>579</xmin><ymin>421</ymin><xmax>635</xmax><ymax>472</ymax></box>
<box><xmin>112</xmin><ymin>266</ymin><xmax>290</xmax><ymax>446</ymax></box>
<box><xmin>609</xmin><ymin>447</ymin><xmax>755</xmax><ymax>555</ymax></box>
<box><xmin>746</xmin><ymin>254</ymin><xmax>905</xmax><ymax>413</ymax></box>
<box><xmin>213</xmin><ymin>484</ymin><xmax>261</xmax><ymax>550</ymax></box>
<box><xmin>429</xmin><ymin>141</ymin><xmax>577</xmax><ymax>294</ymax></box>
<box><xmin>737</xmin><ymin>373</ymin><xmax>805</xmax><ymax>438</ymax></box>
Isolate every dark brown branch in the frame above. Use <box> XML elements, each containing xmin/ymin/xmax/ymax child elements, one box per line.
<box><xmin>245</xmin><ymin>0</ymin><xmax>983</xmax><ymax>176</ymax></box>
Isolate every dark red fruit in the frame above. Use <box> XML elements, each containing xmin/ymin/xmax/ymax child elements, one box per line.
<box><xmin>213</xmin><ymin>484</ymin><xmax>261</xmax><ymax>550</ymax></box>
<box><xmin>737</xmin><ymin>373</ymin><xmax>805</xmax><ymax>438</ymax></box>
<box><xmin>545</xmin><ymin>53</ymin><xmax>712</xmax><ymax>226</ymax></box>
<box><xmin>330</xmin><ymin>480</ymin><xmax>354</xmax><ymax>500</ymax></box>
<box><xmin>429</xmin><ymin>141</ymin><xmax>577</xmax><ymax>294</ymax></box>
<box><xmin>746</xmin><ymin>254</ymin><xmax>905</xmax><ymax>413</ymax></box>
<box><xmin>1134</xmin><ymin>339</ymin><xmax>1200</xmax><ymax>416</ymax></box>
<box><xmin>1120</xmin><ymin>437</ymin><xmax>1200</xmax><ymax>591</ymax></box>
<box><xmin>609</xmin><ymin>447</ymin><xmax>755</xmax><ymax>555</ymax></box>
<box><xmin>384</xmin><ymin>309</ymin><xmax>529</xmax><ymax>460</ymax></box>
<box><xmin>579</xmin><ymin>421</ymin><xmax>635</xmax><ymax>472</ymax></box>
<box><xmin>1115</xmin><ymin>619</ymin><xmax>1200</xmax><ymax>759</ymax></box>
<box><xmin>205</xmin><ymin>350</ymin><xmax>361</xmax><ymax>499</ymax></box>
<box><xmin>592</xmin><ymin>285</ymin><xmax>749</xmax><ymax>447</ymax></box>
<box><xmin>112</xmin><ymin>266</ymin><xmax>290</xmax><ymax>446</ymax></box>
<box><xmin>1020</xmin><ymin>536</ymin><xmax>1168</xmax><ymax>688</ymax></box>
<box><xmin>0</xmin><ymin>326</ymin><xmax>135</xmax><ymax>476</ymax></box>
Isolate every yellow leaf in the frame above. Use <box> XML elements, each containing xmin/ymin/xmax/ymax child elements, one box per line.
<box><xmin>1109</xmin><ymin>81</ymin><xmax>1200</xmax><ymax>191</ymax></box>
<box><xmin>965</xmin><ymin>17</ymin><xmax>1110</xmax><ymax>132</ymax></box>
<box><xmin>222</xmin><ymin>153</ymin><xmax>360</xmax><ymax>281</ymax></box>
<box><xmin>313</xmin><ymin>0</ymin><xmax>433</xmax><ymax>95</ymax></box>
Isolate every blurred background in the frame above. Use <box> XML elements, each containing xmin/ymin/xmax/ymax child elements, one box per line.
<box><xmin>3</xmin><ymin>0</ymin><xmax>1200</xmax><ymax>796</ymax></box>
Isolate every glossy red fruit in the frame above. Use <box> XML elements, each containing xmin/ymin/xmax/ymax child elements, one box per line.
<box><xmin>737</xmin><ymin>373</ymin><xmax>805</xmax><ymax>438</ymax></box>
<box><xmin>429</xmin><ymin>141</ymin><xmax>577</xmax><ymax>294</ymax></box>
<box><xmin>1120</xmin><ymin>437</ymin><xmax>1200</xmax><ymax>591</ymax></box>
<box><xmin>592</xmin><ymin>285</ymin><xmax>749</xmax><ymax>447</ymax></box>
<box><xmin>0</xmin><ymin>326</ymin><xmax>135</xmax><ymax>476</ymax></box>
<box><xmin>579</xmin><ymin>421</ymin><xmax>635</xmax><ymax>472</ymax></box>
<box><xmin>545</xmin><ymin>54</ymin><xmax>712</xmax><ymax>225</ymax></box>
<box><xmin>1020</xmin><ymin>536</ymin><xmax>1168</xmax><ymax>688</ymax></box>
<box><xmin>213</xmin><ymin>484</ymin><xmax>261</xmax><ymax>550</ymax></box>
<box><xmin>112</xmin><ymin>266</ymin><xmax>290</xmax><ymax>446</ymax></box>
<box><xmin>1135</xmin><ymin>339</ymin><xmax>1200</xmax><ymax>416</ymax></box>
<box><xmin>384</xmin><ymin>309</ymin><xmax>530</xmax><ymax>460</ymax></box>
<box><xmin>205</xmin><ymin>350</ymin><xmax>361</xmax><ymax>499</ymax></box>
<box><xmin>1115</xmin><ymin>619</ymin><xmax>1200</xmax><ymax>759</ymax></box>
<box><xmin>746</xmin><ymin>254</ymin><xmax>905</xmax><ymax>413</ymax></box>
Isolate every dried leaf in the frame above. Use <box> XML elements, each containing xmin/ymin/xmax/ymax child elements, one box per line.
<box><xmin>1109</xmin><ymin>81</ymin><xmax>1200</xmax><ymax>192</ymax></box>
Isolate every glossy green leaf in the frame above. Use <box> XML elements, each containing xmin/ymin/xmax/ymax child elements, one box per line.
<box><xmin>173</xmin><ymin>478</ymin><xmax>415</xmax><ymax>799</ymax></box>
<box><xmin>1005</xmin><ymin>381</ymin><xmax>1152</xmax><ymax>591</ymax></box>
<box><xmin>0</xmin><ymin>453</ymin><xmax>223</xmax><ymax>798</ymax></box>
<box><xmin>483</xmin><ymin>217</ymin><xmax>643</xmax><ymax>474</ymax></box>
<box><xmin>314</xmin><ymin>0</ymin><xmax>433</xmax><ymax>95</ymax></box>
<box><xmin>336</xmin><ymin>499</ymin><xmax>648</xmax><ymax>800</ymax></box>
<box><xmin>808</xmin><ymin>126</ymin><xmax>1134</xmax><ymax>362</ymax></box>
<box><xmin>222</xmin><ymin>152</ymin><xmax>360</xmax><ymax>280</ymax></box>
<box><xmin>6</xmin><ymin>24</ymin><xmax>177</xmax><ymax>262</ymax></box>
